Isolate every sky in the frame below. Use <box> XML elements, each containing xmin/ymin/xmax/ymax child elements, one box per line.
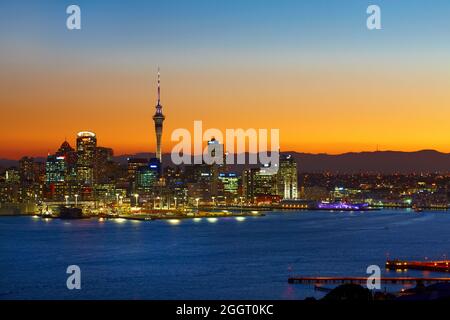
<box><xmin>1</xmin><ymin>0</ymin><xmax>449</xmax><ymax>159</ymax></box>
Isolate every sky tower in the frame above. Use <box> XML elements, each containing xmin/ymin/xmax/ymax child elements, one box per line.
<box><xmin>153</xmin><ymin>68</ymin><xmax>165</xmax><ymax>163</ymax></box>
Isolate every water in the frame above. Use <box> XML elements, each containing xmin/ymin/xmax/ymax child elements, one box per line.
<box><xmin>1</xmin><ymin>210</ymin><xmax>450</xmax><ymax>300</ymax></box>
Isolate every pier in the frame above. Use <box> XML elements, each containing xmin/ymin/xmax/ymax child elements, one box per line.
<box><xmin>288</xmin><ymin>276</ymin><xmax>450</xmax><ymax>285</ymax></box>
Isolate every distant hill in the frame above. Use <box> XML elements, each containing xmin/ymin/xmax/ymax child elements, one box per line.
<box><xmin>287</xmin><ymin>150</ymin><xmax>450</xmax><ymax>173</ymax></box>
<box><xmin>113</xmin><ymin>150</ymin><xmax>450</xmax><ymax>173</ymax></box>
<box><xmin>1</xmin><ymin>150</ymin><xmax>449</xmax><ymax>174</ymax></box>
<box><xmin>0</xmin><ymin>158</ymin><xmax>21</xmax><ymax>168</ymax></box>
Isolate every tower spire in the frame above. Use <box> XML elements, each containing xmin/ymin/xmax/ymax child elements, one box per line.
<box><xmin>153</xmin><ymin>67</ymin><xmax>165</xmax><ymax>165</ymax></box>
<box><xmin>157</xmin><ymin>66</ymin><xmax>161</xmax><ymax>105</ymax></box>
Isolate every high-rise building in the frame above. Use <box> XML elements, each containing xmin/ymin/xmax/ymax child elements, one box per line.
<box><xmin>243</xmin><ymin>165</ymin><xmax>277</xmax><ymax>204</ymax></box>
<box><xmin>19</xmin><ymin>157</ymin><xmax>35</xmax><ymax>184</ymax></box>
<box><xmin>207</xmin><ymin>137</ymin><xmax>224</xmax><ymax>196</ymax></box>
<box><xmin>148</xmin><ymin>157</ymin><xmax>162</xmax><ymax>177</ymax></box>
<box><xmin>153</xmin><ymin>69</ymin><xmax>165</xmax><ymax>164</ymax></box>
<box><xmin>45</xmin><ymin>155</ymin><xmax>66</xmax><ymax>183</ymax></box>
<box><xmin>45</xmin><ymin>155</ymin><xmax>67</xmax><ymax>200</ymax></box>
<box><xmin>164</xmin><ymin>166</ymin><xmax>186</xmax><ymax>204</ymax></box>
<box><xmin>56</xmin><ymin>140</ymin><xmax>77</xmax><ymax>182</ymax></box>
<box><xmin>136</xmin><ymin>166</ymin><xmax>158</xmax><ymax>193</ymax></box>
<box><xmin>242</xmin><ymin>168</ymin><xmax>259</xmax><ymax>202</ymax></box>
<box><xmin>218</xmin><ymin>172</ymin><xmax>239</xmax><ymax>195</ymax></box>
<box><xmin>1</xmin><ymin>169</ymin><xmax>20</xmax><ymax>203</ymax></box>
<box><xmin>5</xmin><ymin>169</ymin><xmax>20</xmax><ymax>184</ymax></box>
<box><xmin>76</xmin><ymin>131</ymin><xmax>97</xmax><ymax>185</ymax></box>
<box><xmin>277</xmin><ymin>154</ymin><xmax>298</xmax><ymax>199</ymax></box>
<box><xmin>18</xmin><ymin>157</ymin><xmax>42</xmax><ymax>201</ymax></box>
<box><xmin>255</xmin><ymin>164</ymin><xmax>277</xmax><ymax>198</ymax></box>
<box><xmin>76</xmin><ymin>131</ymin><xmax>97</xmax><ymax>164</ymax></box>
<box><xmin>184</xmin><ymin>164</ymin><xmax>214</xmax><ymax>202</ymax></box>
<box><xmin>127</xmin><ymin>158</ymin><xmax>148</xmax><ymax>182</ymax></box>
<box><xmin>94</xmin><ymin>146</ymin><xmax>113</xmax><ymax>184</ymax></box>
<box><xmin>56</xmin><ymin>140</ymin><xmax>76</xmax><ymax>159</ymax></box>
<box><xmin>207</xmin><ymin>137</ymin><xmax>225</xmax><ymax>165</ymax></box>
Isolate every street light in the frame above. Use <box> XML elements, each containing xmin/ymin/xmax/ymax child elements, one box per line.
<box><xmin>64</xmin><ymin>195</ymin><xmax>69</xmax><ymax>206</ymax></box>
<box><xmin>134</xmin><ymin>194</ymin><xmax>139</xmax><ymax>207</ymax></box>
<box><xmin>174</xmin><ymin>197</ymin><xmax>177</xmax><ymax>209</ymax></box>
<box><xmin>75</xmin><ymin>194</ymin><xmax>79</xmax><ymax>207</ymax></box>
<box><xmin>212</xmin><ymin>196</ymin><xmax>216</xmax><ymax>210</ymax></box>
<box><xmin>195</xmin><ymin>198</ymin><xmax>200</xmax><ymax>211</ymax></box>
<box><xmin>115</xmin><ymin>193</ymin><xmax>119</xmax><ymax>205</ymax></box>
<box><xmin>157</xmin><ymin>196</ymin><xmax>161</xmax><ymax>210</ymax></box>
<box><xmin>240</xmin><ymin>197</ymin><xmax>244</xmax><ymax>214</ymax></box>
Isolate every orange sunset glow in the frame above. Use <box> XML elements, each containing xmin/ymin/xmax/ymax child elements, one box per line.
<box><xmin>1</xmin><ymin>62</ymin><xmax>449</xmax><ymax>159</ymax></box>
<box><xmin>1</xmin><ymin>1</ymin><xmax>449</xmax><ymax>159</ymax></box>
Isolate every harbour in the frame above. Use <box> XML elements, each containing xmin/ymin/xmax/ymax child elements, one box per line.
<box><xmin>1</xmin><ymin>209</ymin><xmax>450</xmax><ymax>299</ymax></box>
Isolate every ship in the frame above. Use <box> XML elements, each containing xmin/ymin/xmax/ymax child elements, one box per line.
<box><xmin>316</xmin><ymin>202</ymin><xmax>375</xmax><ymax>211</ymax></box>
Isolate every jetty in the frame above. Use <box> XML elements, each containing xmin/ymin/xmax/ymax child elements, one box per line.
<box><xmin>288</xmin><ymin>276</ymin><xmax>450</xmax><ymax>285</ymax></box>
<box><xmin>386</xmin><ymin>259</ymin><xmax>450</xmax><ymax>273</ymax></box>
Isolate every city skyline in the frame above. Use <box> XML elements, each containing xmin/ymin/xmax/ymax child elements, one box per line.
<box><xmin>1</xmin><ymin>0</ymin><xmax>450</xmax><ymax>158</ymax></box>
<box><xmin>2</xmin><ymin>1</ymin><xmax>450</xmax><ymax>305</ymax></box>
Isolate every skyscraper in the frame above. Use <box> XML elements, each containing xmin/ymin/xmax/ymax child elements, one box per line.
<box><xmin>76</xmin><ymin>131</ymin><xmax>97</xmax><ymax>185</ymax></box>
<box><xmin>19</xmin><ymin>156</ymin><xmax>40</xmax><ymax>201</ymax></box>
<box><xmin>276</xmin><ymin>154</ymin><xmax>298</xmax><ymax>200</ymax></box>
<box><xmin>243</xmin><ymin>166</ymin><xmax>277</xmax><ymax>204</ymax></box>
<box><xmin>45</xmin><ymin>155</ymin><xmax>66</xmax><ymax>183</ymax></box>
<box><xmin>19</xmin><ymin>157</ymin><xmax>35</xmax><ymax>184</ymax></box>
<box><xmin>45</xmin><ymin>154</ymin><xmax>67</xmax><ymax>200</ymax></box>
<box><xmin>218</xmin><ymin>172</ymin><xmax>239</xmax><ymax>196</ymax></box>
<box><xmin>56</xmin><ymin>140</ymin><xmax>77</xmax><ymax>181</ymax></box>
<box><xmin>207</xmin><ymin>137</ymin><xmax>223</xmax><ymax>197</ymax></box>
<box><xmin>153</xmin><ymin>68</ymin><xmax>165</xmax><ymax>164</ymax></box>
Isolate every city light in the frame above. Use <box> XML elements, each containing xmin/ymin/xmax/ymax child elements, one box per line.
<box><xmin>134</xmin><ymin>194</ymin><xmax>139</xmax><ymax>208</ymax></box>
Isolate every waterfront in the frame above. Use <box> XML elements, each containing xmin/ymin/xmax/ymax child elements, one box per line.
<box><xmin>1</xmin><ymin>210</ymin><xmax>450</xmax><ymax>300</ymax></box>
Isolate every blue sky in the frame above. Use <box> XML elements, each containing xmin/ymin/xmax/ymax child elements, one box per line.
<box><xmin>2</xmin><ymin>0</ymin><xmax>450</xmax><ymax>57</ymax></box>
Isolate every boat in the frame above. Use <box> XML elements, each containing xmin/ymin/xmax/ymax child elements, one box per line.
<box><xmin>316</xmin><ymin>202</ymin><xmax>375</xmax><ymax>211</ymax></box>
<box><xmin>58</xmin><ymin>206</ymin><xmax>85</xmax><ymax>219</ymax></box>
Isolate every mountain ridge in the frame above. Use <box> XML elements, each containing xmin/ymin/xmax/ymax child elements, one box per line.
<box><xmin>1</xmin><ymin>150</ymin><xmax>449</xmax><ymax>174</ymax></box>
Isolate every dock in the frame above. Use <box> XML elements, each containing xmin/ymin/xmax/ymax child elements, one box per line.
<box><xmin>386</xmin><ymin>259</ymin><xmax>450</xmax><ymax>273</ymax></box>
<box><xmin>113</xmin><ymin>211</ymin><xmax>265</xmax><ymax>221</ymax></box>
<box><xmin>288</xmin><ymin>276</ymin><xmax>450</xmax><ymax>285</ymax></box>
